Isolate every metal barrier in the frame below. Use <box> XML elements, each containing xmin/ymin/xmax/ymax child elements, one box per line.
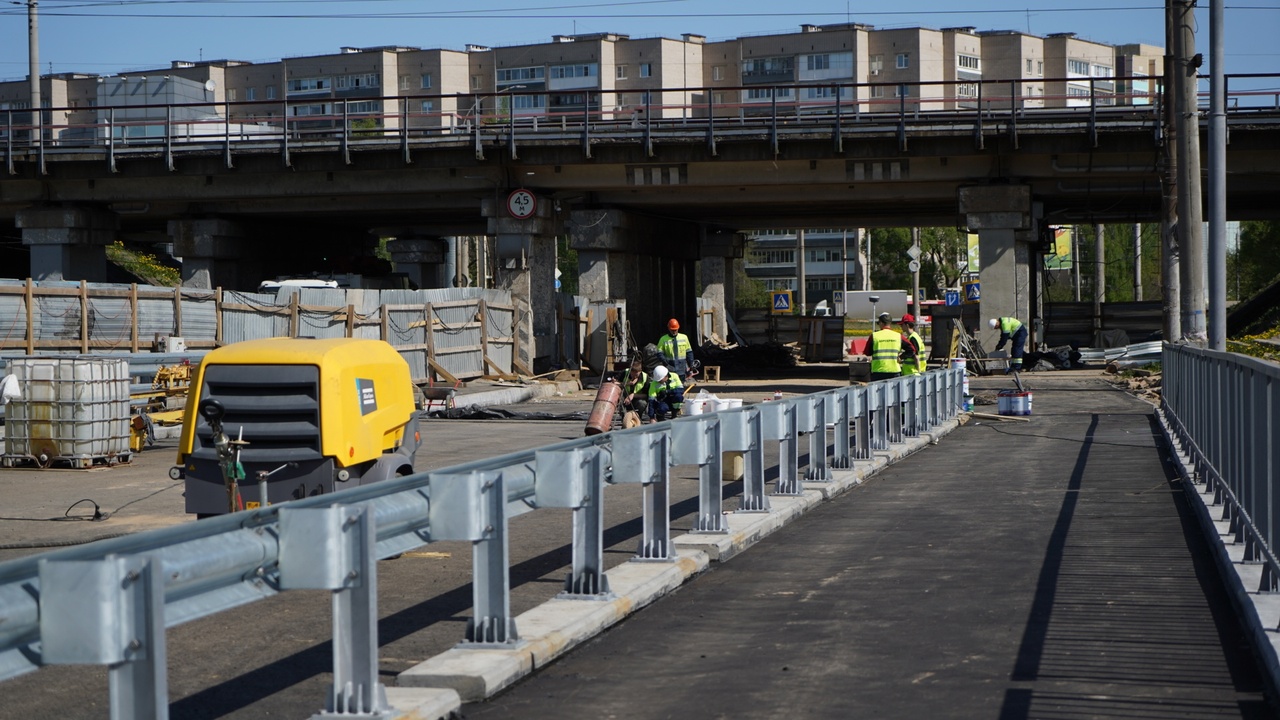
<box><xmin>1162</xmin><ymin>344</ymin><xmax>1280</xmax><ymax>592</ymax></box>
<box><xmin>0</xmin><ymin>368</ymin><xmax>961</xmax><ymax>718</ymax></box>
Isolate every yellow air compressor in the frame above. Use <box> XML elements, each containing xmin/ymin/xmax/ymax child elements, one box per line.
<box><xmin>171</xmin><ymin>337</ymin><xmax>421</xmax><ymax>517</ymax></box>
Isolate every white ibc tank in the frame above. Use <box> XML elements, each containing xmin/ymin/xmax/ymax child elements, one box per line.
<box><xmin>4</xmin><ymin>357</ymin><xmax>131</xmax><ymax>462</ymax></box>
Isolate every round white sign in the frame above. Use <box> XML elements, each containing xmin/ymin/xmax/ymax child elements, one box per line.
<box><xmin>507</xmin><ymin>189</ymin><xmax>536</xmax><ymax>219</ymax></box>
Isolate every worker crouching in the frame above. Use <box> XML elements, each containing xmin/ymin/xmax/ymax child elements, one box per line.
<box><xmin>646</xmin><ymin>365</ymin><xmax>684</xmax><ymax>423</ymax></box>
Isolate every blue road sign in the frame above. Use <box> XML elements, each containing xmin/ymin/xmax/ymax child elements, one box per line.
<box><xmin>945</xmin><ymin>290</ymin><xmax>960</xmax><ymax>306</ymax></box>
<box><xmin>771</xmin><ymin>290</ymin><xmax>792</xmax><ymax>315</ymax></box>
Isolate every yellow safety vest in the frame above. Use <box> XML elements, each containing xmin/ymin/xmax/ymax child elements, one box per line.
<box><xmin>870</xmin><ymin>329</ymin><xmax>902</xmax><ymax>375</ymax></box>
<box><xmin>901</xmin><ymin>330</ymin><xmax>925</xmax><ymax>375</ymax></box>
<box><xmin>999</xmin><ymin>317</ymin><xmax>1024</xmax><ymax>335</ymax></box>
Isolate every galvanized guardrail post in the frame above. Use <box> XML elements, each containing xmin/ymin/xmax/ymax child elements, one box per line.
<box><xmin>762</xmin><ymin>400</ymin><xmax>802</xmax><ymax>496</ymax></box>
<box><xmin>611</xmin><ymin>427</ymin><xmax>673</xmax><ymax>561</ymax></box>
<box><xmin>672</xmin><ymin>415</ymin><xmax>727</xmax><ymax>533</ymax></box>
<box><xmin>849</xmin><ymin>385</ymin><xmax>871</xmax><ymax>459</ymax></box>
<box><xmin>800</xmin><ymin>394</ymin><xmax>831</xmax><ymax>482</ymax></box>
<box><xmin>429</xmin><ymin>471</ymin><xmax>519</xmax><ymax>645</ymax></box>
<box><xmin>721</xmin><ymin>405</ymin><xmax>769</xmax><ymax>512</ymax></box>
<box><xmin>869</xmin><ymin>382</ymin><xmax>889</xmax><ymax>451</ymax></box>
<box><xmin>535</xmin><ymin>447</ymin><xmax>613</xmax><ymax>598</ymax></box>
<box><xmin>885</xmin><ymin>380</ymin><xmax>904</xmax><ymax>444</ymax></box>
<box><xmin>278</xmin><ymin>504</ymin><xmax>392</xmax><ymax>719</ymax></box>
<box><xmin>830</xmin><ymin>389</ymin><xmax>852</xmax><ymax>469</ymax></box>
<box><xmin>39</xmin><ymin>555</ymin><xmax>169</xmax><ymax>720</ymax></box>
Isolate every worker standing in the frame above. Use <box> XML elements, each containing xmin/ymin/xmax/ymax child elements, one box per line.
<box><xmin>657</xmin><ymin>318</ymin><xmax>697</xmax><ymax>379</ymax></box>
<box><xmin>646</xmin><ymin>365</ymin><xmax>684</xmax><ymax>422</ymax></box>
<box><xmin>989</xmin><ymin>316</ymin><xmax>1029</xmax><ymax>373</ymax></box>
<box><xmin>866</xmin><ymin>313</ymin><xmax>904</xmax><ymax>381</ymax></box>
<box><xmin>898</xmin><ymin>313</ymin><xmax>925</xmax><ymax>376</ymax></box>
<box><xmin>620</xmin><ymin>357</ymin><xmax>650</xmax><ymax>418</ymax></box>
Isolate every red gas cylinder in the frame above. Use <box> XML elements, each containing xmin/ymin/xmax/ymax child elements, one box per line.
<box><xmin>584</xmin><ymin>380</ymin><xmax>623</xmax><ymax>436</ymax></box>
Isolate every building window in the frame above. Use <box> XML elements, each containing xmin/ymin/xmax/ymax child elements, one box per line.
<box><xmin>957</xmin><ymin>83</ymin><xmax>978</xmax><ymax>98</ymax></box>
<box><xmin>712</xmin><ymin>92</ymin><xmax>725</xmax><ymax>104</ymax></box>
<box><xmin>743</xmin><ymin>56</ymin><xmax>794</xmax><ymax>77</ymax></box>
<box><xmin>420</xmin><ymin>100</ymin><xmax>435</xmax><ymax>112</ymax></box>
<box><xmin>266</xmin><ymin>86</ymin><xmax>277</xmax><ymax>100</ymax></box>
<box><xmin>291</xmin><ymin>103</ymin><xmax>331</xmax><ymax>117</ymax></box>
<box><xmin>807</xmin><ymin>54</ymin><xmax>831</xmax><ymax>71</ymax></box>
<box><xmin>1036</xmin><ymin>60</ymin><xmax>1043</xmax><ymax>76</ymax></box>
<box><xmin>1093</xmin><ymin>64</ymin><xmax>1112</xmax><ymax>78</ymax></box>
<box><xmin>399</xmin><ymin>75</ymin><xmax>411</xmax><ymax>91</ymax></box>
<box><xmin>893</xmin><ymin>85</ymin><xmax>909</xmax><ymax>97</ymax></box>
<box><xmin>895</xmin><ymin>53</ymin><xmax>909</xmax><ymax>69</ymax></box>
<box><xmin>616</xmin><ymin>65</ymin><xmax>627</xmax><ymax>79</ymax></box>
<box><xmin>550</xmin><ymin>64</ymin><xmax>597</xmax><ymax>80</ymax></box>
<box><xmin>345</xmin><ymin>100</ymin><xmax>381</xmax><ymax>114</ymax></box>
<box><xmin>1067</xmin><ymin>86</ymin><xmax>1091</xmax><ymax>97</ymax></box>
<box><xmin>958</xmin><ymin>54</ymin><xmax>980</xmax><ymax>71</ymax></box>
<box><xmin>227</xmin><ymin>88</ymin><xmax>238</xmax><ymax>101</ymax></box>
<box><xmin>512</xmin><ymin>95</ymin><xmax>546</xmax><ymax>110</ymax></box>
<box><xmin>1026</xmin><ymin>59</ymin><xmax>1033</xmax><ymax>74</ymax></box>
<box><xmin>471</xmin><ymin>76</ymin><xmax>481</xmax><ymax>89</ymax></box>
<box><xmin>1068</xmin><ymin>59</ymin><xmax>1090</xmax><ymax>75</ymax></box>
<box><xmin>420</xmin><ymin>73</ymin><xmax>433</xmax><ymax>89</ymax></box>
<box><xmin>335</xmin><ymin>73</ymin><xmax>379</xmax><ymax>90</ymax></box>
<box><xmin>497</xmin><ymin>66</ymin><xmax>544</xmax><ymax>83</ymax></box>
<box><xmin>746</xmin><ymin>87</ymin><xmax>794</xmax><ymax>100</ymax></box>
<box><xmin>870</xmin><ymin>85</ymin><xmax>885</xmax><ymax>98</ymax></box>
<box><xmin>639</xmin><ymin>63</ymin><xmax>652</xmax><ymax>78</ymax></box>
<box><xmin>751</xmin><ymin>248</ymin><xmax>796</xmax><ymax>265</ymax></box>
<box><xmin>246</xmin><ymin>87</ymin><xmax>256</xmax><ymax>101</ymax></box>
<box><xmin>288</xmin><ymin>77</ymin><xmax>331</xmax><ymax>93</ymax></box>
<box><xmin>869</xmin><ymin>54</ymin><xmax>884</xmax><ymax>75</ymax></box>
<box><xmin>712</xmin><ymin>65</ymin><xmax>725</xmax><ymax>81</ymax></box>
<box><xmin>807</xmin><ymin>249</ymin><xmax>841</xmax><ymax>262</ymax></box>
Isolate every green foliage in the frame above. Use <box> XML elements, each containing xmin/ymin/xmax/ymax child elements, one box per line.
<box><xmin>1230</xmin><ymin>221</ymin><xmax>1280</xmax><ymax>298</ymax></box>
<box><xmin>868</xmin><ymin>227</ymin><xmax>912</xmax><ymax>291</ymax></box>
<box><xmin>556</xmin><ymin>236</ymin><xmax>579</xmax><ymax>295</ymax></box>
<box><xmin>349</xmin><ymin>117</ymin><xmax>382</xmax><ymax>138</ymax></box>
<box><xmin>918</xmin><ymin>227</ymin><xmax>967</xmax><ymax>298</ymax></box>
<box><xmin>105</xmin><ymin>241</ymin><xmax>180</xmax><ymax>287</ymax></box>
<box><xmin>734</xmin><ymin>257</ymin><xmax>770</xmax><ymax>309</ymax></box>
<box><xmin>1042</xmin><ymin>224</ymin><xmax>1163</xmax><ymax>303</ymax></box>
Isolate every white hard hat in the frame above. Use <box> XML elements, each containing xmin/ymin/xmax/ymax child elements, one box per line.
<box><xmin>653</xmin><ymin>365</ymin><xmax>669</xmax><ymax>381</ymax></box>
<box><xmin>988</xmin><ymin>318</ymin><xmax>999</xmax><ymax>329</ymax></box>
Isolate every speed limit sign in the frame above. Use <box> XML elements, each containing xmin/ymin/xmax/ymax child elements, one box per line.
<box><xmin>506</xmin><ymin>189</ymin><xmax>537</xmax><ymax>219</ymax></box>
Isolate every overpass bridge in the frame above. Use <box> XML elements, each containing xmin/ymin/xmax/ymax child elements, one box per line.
<box><xmin>2</xmin><ymin>78</ymin><xmax>1279</xmax><ymax>368</ymax></box>
<box><xmin>0</xmin><ymin>348</ymin><xmax>1276</xmax><ymax>719</ymax></box>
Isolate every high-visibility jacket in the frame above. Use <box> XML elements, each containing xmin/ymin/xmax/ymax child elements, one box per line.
<box><xmin>870</xmin><ymin>328</ymin><xmax>903</xmax><ymax>375</ymax></box>
<box><xmin>900</xmin><ymin>330</ymin><xmax>925</xmax><ymax>375</ymax></box>
<box><xmin>647</xmin><ymin>373</ymin><xmax>684</xmax><ymax>401</ymax></box>
<box><xmin>997</xmin><ymin>317</ymin><xmax>1023</xmax><ymax>335</ymax></box>
<box><xmin>623</xmin><ymin>369</ymin><xmax>648</xmax><ymax>396</ymax></box>
<box><xmin>657</xmin><ymin>332</ymin><xmax>694</xmax><ymax>375</ymax></box>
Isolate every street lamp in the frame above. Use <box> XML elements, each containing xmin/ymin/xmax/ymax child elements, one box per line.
<box><xmin>869</xmin><ymin>295</ymin><xmax>880</xmax><ymax>325</ymax></box>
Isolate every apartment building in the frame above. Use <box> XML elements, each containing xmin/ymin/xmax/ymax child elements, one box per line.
<box><xmin>1044</xmin><ymin>33</ymin><xmax>1116</xmax><ymax>107</ymax></box>
<box><xmin>745</xmin><ymin>229</ymin><xmax>865</xmax><ymax>308</ymax></box>
<box><xmin>1114</xmin><ymin>43</ymin><xmax>1164</xmax><ymax>106</ymax></box>
<box><xmin>734</xmin><ymin>24</ymin><xmax>870</xmax><ymax>116</ymax></box>
<box><xmin>977</xmin><ymin>31</ymin><xmax>1046</xmax><ymax>109</ymax></box>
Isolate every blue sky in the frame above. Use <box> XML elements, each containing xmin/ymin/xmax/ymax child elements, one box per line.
<box><xmin>0</xmin><ymin>1</ymin><xmax>1275</xmax><ymax>80</ymax></box>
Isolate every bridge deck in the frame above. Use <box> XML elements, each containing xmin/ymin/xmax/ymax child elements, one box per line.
<box><xmin>465</xmin><ymin>374</ymin><xmax>1275</xmax><ymax>718</ymax></box>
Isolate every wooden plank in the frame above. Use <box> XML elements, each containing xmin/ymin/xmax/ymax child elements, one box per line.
<box><xmin>130</xmin><ymin>284</ymin><xmax>139</xmax><ymax>353</ymax></box>
<box><xmin>425</xmin><ymin>304</ymin><xmax>437</xmax><ymax>382</ymax></box>
<box><xmin>432</xmin><ymin>344</ymin><xmax>485</xmax><ymax>355</ymax></box>
<box><xmin>80</xmin><ymin>280</ymin><xmax>89</xmax><ymax>354</ymax></box>
<box><xmin>174</xmin><ymin>286</ymin><xmax>183</xmax><ymax>338</ymax></box>
<box><xmin>427</xmin><ymin>357</ymin><xmax>459</xmax><ymax>386</ymax></box>
<box><xmin>512</xmin><ymin>356</ymin><xmax>534</xmax><ymax>377</ymax></box>
<box><xmin>215</xmin><ymin>288</ymin><xmax>223</xmax><ymax>346</ymax></box>
<box><xmin>345</xmin><ymin>303</ymin><xmax>355</xmax><ymax>337</ymax></box>
<box><xmin>288</xmin><ymin>293</ymin><xmax>299</xmax><ymax>338</ymax></box>
<box><xmin>24</xmin><ymin>278</ymin><xmax>33</xmax><ymax>355</ymax></box>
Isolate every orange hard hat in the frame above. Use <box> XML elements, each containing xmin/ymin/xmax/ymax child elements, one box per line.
<box><xmin>667</xmin><ymin>318</ymin><xmax>680</xmax><ymax>331</ymax></box>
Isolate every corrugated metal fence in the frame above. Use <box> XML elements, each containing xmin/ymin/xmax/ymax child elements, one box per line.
<box><xmin>0</xmin><ymin>280</ymin><xmax>520</xmax><ymax>383</ymax></box>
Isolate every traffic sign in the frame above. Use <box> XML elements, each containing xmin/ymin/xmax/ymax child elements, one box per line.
<box><xmin>906</xmin><ymin>243</ymin><xmax>921</xmax><ymax>261</ymax></box>
<box><xmin>907</xmin><ymin>260</ymin><xmax>920</xmax><ymax>273</ymax></box>
<box><xmin>771</xmin><ymin>290</ymin><xmax>792</xmax><ymax>315</ymax></box>
<box><xmin>506</xmin><ymin>189</ymin><xmax>537</xmax><ymax>219</ymax></box>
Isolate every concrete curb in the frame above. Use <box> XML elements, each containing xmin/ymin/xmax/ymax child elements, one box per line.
<box><xmin>389</xmin><ymin>414</ymin><xmax>963</xmax><ymax>719</ymax></box>
<box><xmin>1155</xmin><ymin>409</ymin><xmax>1280</xmax><ymax>700</ymax></box>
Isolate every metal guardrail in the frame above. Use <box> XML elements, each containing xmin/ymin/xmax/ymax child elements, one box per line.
<box><xmin>1161</xmin><ymin>344</ymin><xmax>1280</xmax><ymax>592</ymax></box>
<box><xmin>0</xmin><ymin>368</ymin><xmax>961</xmax><ymax>718</ymax></box>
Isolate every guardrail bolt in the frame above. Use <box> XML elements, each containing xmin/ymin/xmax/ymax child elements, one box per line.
<box><xmin>125</xmin><ymin>570</ymin><xmax>140</xmax><ymax>583</ymax></box>
<box><xmin>128</xmin><ymin>639</ymin><xmax>143</xmax><ymax>651</ymax></box>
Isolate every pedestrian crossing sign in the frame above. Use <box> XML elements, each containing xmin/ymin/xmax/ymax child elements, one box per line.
<box><xmin>771</xmin><ymin>290</ymin><xmax>792</xmax><ymax>315</ymax></box>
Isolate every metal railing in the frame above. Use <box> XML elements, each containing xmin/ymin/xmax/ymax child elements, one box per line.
<box><xmin>0</xmin><ymin>368</ymin><xmax>961</xmax><ymax>718</ymax></box>
<box><xmin>3</xmin><ymin>73</ymin><xmax>1276</xmax><ymax>174</ymax></box>
<box><xmin>1161</xmin><ymin>344</ymin><xmax>1280</xmax><ymax>592</ymax></box>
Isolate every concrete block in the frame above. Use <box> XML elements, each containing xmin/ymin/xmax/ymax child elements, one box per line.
<box><xmin>397</xmin><ymin>646</ymin><xmax>531</xmax><ymax>703</ymax></box>
<box><xmin>386</xmin><ymin>687</ymin><xmax>461</xmax><ymax>720</ymax></box>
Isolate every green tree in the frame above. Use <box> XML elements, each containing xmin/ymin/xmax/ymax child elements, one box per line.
<box><xmin>734</xmin><ymin>257</ymin><xmax>770</xmax><ymax>310</ymax></box>
<box><xmin>868</xmin><ymin>227</ymin><xmax>911</xmax><ymax>290</ymax></box>
<box><xmin>919</xmin><ymin>226</ymin><xmax>967</xmax><ymax>299</ymax></box>
<box><xmin>1233</xmin><ymin>220</ymin><xmax>1280</xmax><ymax>297</ymax></box>
<box><xmin>556</xmin><ymin>236</ymin><xmax>578</xmax><ymax>295</ymax></box>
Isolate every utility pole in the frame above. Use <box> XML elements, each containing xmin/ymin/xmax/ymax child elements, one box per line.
<box><xmin>1094</xmin><ymin>224</ymin><xmax>1105</xmax><ymax>341</ymax></box>
<box><xmin>910</xmin><ymin>227</ymin><xmax>921</xmax><ymax>316</ymax></box>
<box><xmin>1162</xmin><ymin>0</ymin><xmax>1182</xmax><ymax>342</ymax></box>
<box><xmin>1133</xmin><ymin>224</ymin><xmax>1143</xmax><ymax>301</ymax></box>
<box><xmin>1174</xmin><ymin>0</ymin><xmax>1205</xmax><ymax>342</ymax></box>
<box><xmin>1072</xmin><ymin>225</ymin><xmax>1081</xmax><ymax>302</ymax></box>
<box><xmin>28</xmin><ymin>0</ymin><xmax>41</xmax><ymax>150</ymax></box>
<box><xmin>796</xmin><ymin>229</ymin><xmax>807</xmax><ymax>315</ymax></box>
<box><xmin>1207</xmin><ymin>0</ymin><xmax>1227</xmax><ymax>351</ymax></box>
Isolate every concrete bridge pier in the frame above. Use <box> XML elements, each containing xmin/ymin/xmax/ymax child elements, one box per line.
<box><xmin>16</xmin><ymin>206</ymin><xmax>117</xmax><ymax>282</ymax></box>
<box><xmin>959</xmin><ymin>185</ymin><xmax>1039</xmax><ymax>350</ymax></box>
<box><xmin>385</xmin><ymin>237</ymin><xmax>451</xmax><ymax>289</ymax></box>
<box><xmin>483</xmin><ymin>194</ymin><xmax>559</xmax><ymax>374</ymax></box>
<box><xmin>169</xmin><ymin>218</ymin><xmax>252</xmax><ymax>290</ymax></box>
<box><xmin>567</xmin><ymin>209</ymin><xmax>702</xmax><ymax>347</ymax></box>
<box><xmin>699</xmin><ymin>230</ymin><xmax>745</xmax><ymax>343</ymax></box>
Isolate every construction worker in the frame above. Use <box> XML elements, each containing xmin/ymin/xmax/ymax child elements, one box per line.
<box><xmin>989</xmin><ymin>316</ymin><xmax>1028</xmax><ymax>373</ymax></box>
<box><xmin>646</xmin><ymin>365</ymin><xmax>684</xmax><ymax>422</ymax></box>
<box><xmin>657</xmin><ymin>318</ymin><xmax>696</xmax><ymax>379</ymax></box>
<box><xmin>898</xmin><ymin>313</ymin><xmax>926</xmax><ymax>376</ymax></box>
<box><xmin>620</xmin><ymin>357</ymin><xmax>649</xmax><ymax>418</ymax></box>
<box><xmin>866</xmin><ymin>312</ymin><xmax>904</xmax><ymax>381</ymax></box>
